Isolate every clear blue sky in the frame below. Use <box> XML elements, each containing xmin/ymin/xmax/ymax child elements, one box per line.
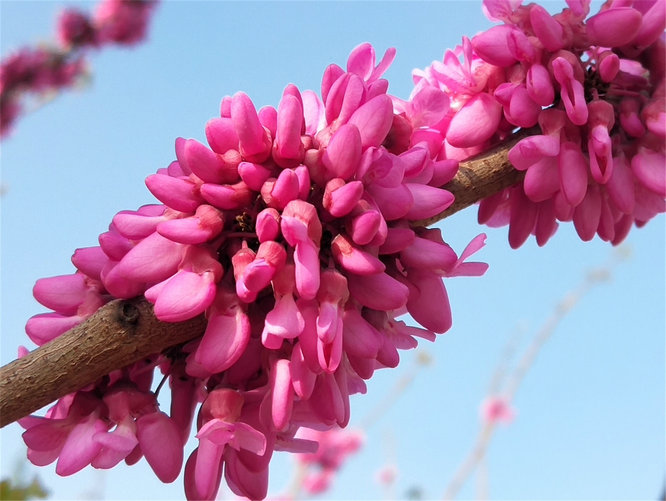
<box><xmin>1</xmin><ymin>1</ymin><xmax>664</xmax><ymax>500</ymax></box>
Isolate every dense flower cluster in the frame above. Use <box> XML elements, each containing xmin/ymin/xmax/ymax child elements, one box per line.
<box><xmin>20</xmin><ymin>43</ymin><xmax>488</xmax><ymax>500</ymax></box>
<box><xmin>412</xmin><ymin>0</ymin><xmax>665</xmax><ymax>247</ymax></box>
<box><xmin>0</xmin><ymin>0</ymin><xmax>157</xmax><ymax>137</ymax></box>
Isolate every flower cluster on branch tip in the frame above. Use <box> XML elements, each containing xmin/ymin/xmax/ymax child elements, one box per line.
<box><xmin>14</xmin><ymin>0</ymin><xmax>665</xmax><ymax>499</ymax></box>
<box><xmin>411</xmin><ymin>0</ymin><xmax>665</xmax><ymax>247</ymax></box>
<box><xmin>0</xmin><ymin>0</ymin><xmax>157</xmax><ymax>137</ymax></box>
<box><xmin>20</xmin><ymin>42</ymin><xmax>487</xmax><ymax>500</ymax></box>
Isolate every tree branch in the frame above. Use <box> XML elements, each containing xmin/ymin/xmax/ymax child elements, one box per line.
<box><xmin>0</xmin><ymin>298</ymin><xmax>206</xmax><ymax>428</ymax></box>
<box><xmin>0</xmin><ymin>131</ymin><xmax>528</xmax><ymax>429</ymax></box>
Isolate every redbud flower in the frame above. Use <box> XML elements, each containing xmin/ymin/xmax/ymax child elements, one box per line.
<box><xmin>22</xmin><ymin>41</ymin><xmax>488</xmax><ymax>501</ymax></box>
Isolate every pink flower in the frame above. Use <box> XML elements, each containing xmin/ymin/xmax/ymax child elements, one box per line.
<box><xmin>22</xmin><ymin>42</ymin><xmax>489</xmax><ymax>500</ymax></box>
<box><xmin>480</xmin><ymin>396</ymin><xmax>515</xmax><ymax>425</ymax></box>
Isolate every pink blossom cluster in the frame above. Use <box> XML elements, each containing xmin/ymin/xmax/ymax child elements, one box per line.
<box><xmin>295</xmin><ymin>427</ymin><xmax>364</xmax><ymax>494</ymax></box>
<box><xmin>0</xmin><ymin>0</ymin><xmax>157</xmax><ymax>138</ymax></box>
<box><xmin>21</xmin><ymin>43</ymin><xmax>488</xmax><ymax>500</ymax></box>
<box><xmin>411</xmin><ymin>0</ymin><xmax>665</xmax><ymax>247</ymax></box>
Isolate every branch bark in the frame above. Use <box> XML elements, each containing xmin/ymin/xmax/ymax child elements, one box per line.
<box><xmin>0</xmin><ymin>131</ymin><xmax>528</xmax><ymax>429</ymax></box>
<box><xmin>0</xmin><ymin>298</ymin><xmax>206</xmax><ymax>428</ymax></box>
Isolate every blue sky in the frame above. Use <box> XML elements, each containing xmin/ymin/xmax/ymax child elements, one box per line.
<box><xmin>1</xmin><ymin>1</ymin><xmax>664</xmax><ymax>500</ymax></box>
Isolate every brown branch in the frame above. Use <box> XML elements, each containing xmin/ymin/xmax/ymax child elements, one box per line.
<box><xmin>0</xmin><ymin>298</ymin><xmax>206</xmax><ymax>428</ymax></box>
<box><xmin>415</xmin><ymin>129</ymin><xmax>533</xmax><ymax>226</ymax></box>
<box><xmin>0</xmin><ymin>130</ymin><xmax>531</xmax><ymax>429</ymax></box>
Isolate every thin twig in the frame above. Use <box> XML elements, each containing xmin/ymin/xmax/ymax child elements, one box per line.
<box><xmin>442</xmin><ymin>247</ymin><xmax>629</xmax><ymax>500</ymax></box>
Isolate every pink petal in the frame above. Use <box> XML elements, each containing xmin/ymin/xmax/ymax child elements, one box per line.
<box><xmin>270</xmin><ymin>359</ymin><xmax>294</xmax><ymax>430</ymax></box>
<box><xmin>347</xmin><ymin>272</ymin><xmax>409</xmax><ymax>311</ymax></box>
<box><xmin>606</xmin><ymin>155</ymin><xmax>635</xmax><ymax>213</ymax></box>
<box><xmin>145</xmin><ymin>173</ymin><xmax>203</xmax><ymax>213</ymax></box>
<box><xmin>294</xmin><ymin>241</ymin><xmax>321</xmax><ymax>300</ymax></box>
<box><xmin>231</xmin><ymin>92</ymin><xmax>271</xmax><ymax>162</ymax></box>
<box><xmin>322</xmin><ymin>123</ymin><xmax>362</xmax><ymax>180</ymax></box>
<box><xmin>194</xmin><ymin>298</ymin><xmax>251</xmax><ymax>374</ymax></box>
<box><xmin>586</xmin><ymin>7</ymin><xmax>643</xmax><ymax>47</ymax></box>
<box><xmin>205</xmin><ymin>117</ymin><xmax>239</xmax><ymax>154</ymax></box>
<box><xmin>529</xmin><ymin>4</ymin><xmax>564</xmax><ymax>51</ymax></box>
<box><xmin>405</xmin><ymin>184</ymin><xmax>454</xmax><ymax>220</ymax></box>
<box><xmin>32</xmin><ymin>274</ymin><xmax>87</xmax><ymax>315</ymax></box>
<box><xmin>150</xmin><ymin>270</ymin><xmax>217</xmax><ymax>322</ymax></box>
<box><xmin>347</xmin><ymin>94</ymin><xmax>394</xmax><ymax>149</ymax></box>
<box><xmin>471</xmin><ymin>25</ymin><xmax>517</xmax><ymax>67</ymax></box>
<box><xmin>573</xmin><ymin>185</ymin><xmax>602</xmax><ymax>241</ymax></box>
<box><xmin>406</xmin><ymin>270</ymin><xmax>452</xmax><ymax>333</ymax></box>
<box><xmin>558</xmin><ymin>142</ymin><xmax>588</xmax><ymax>206</ymax></box>
<box><xmin>446</xmin><ymin>94</ymin><xmax>502</xmax><ymax>148</ymax></box>
<box><xmin>523</xmin><ymin>156</ymin><xmax>560</xmax><ymax>202</ymax></box>
<box><xmin>331</xmin><ymin>234</ymin><xmax>385</xmax><ymax>275</ymax></box>
<box><xmin>56</xmin><ymin>415</ymin><xmax>106</xmax><ymax>476</ymax></box>
<box><xmin>26</xmin><ymin>313</ymin><xmax>83</xmax><ymax>346</ymax></box>
<box><xmin>631</xmin><ymin>151</ymin><xmax>666</xmax><ymax>197</ymax></box>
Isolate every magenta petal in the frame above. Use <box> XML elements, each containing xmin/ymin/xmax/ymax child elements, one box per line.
<box><xmin>406</xmin><ymin>270</ymin><xmax>452</xmax><ymax>333</ymax></box>
<box><xmin>526</xmin><ymin>64</ymin><xmax>555</xmax><ymax>107</ymax></box>
<box><xmin>262</xmin><ymin>294</ymin><xmax>304</xmax><ymax>348</ymax></box>
<box><xmin>331</xmin><ymin>234</ymin><xmax>385</xmax><ymax>275</ymax></box>
<box><xmin>270</xmin><ymin>359</ymin><xmax>294</xmax><ymax>430</ymax></box>
<box><xmin>400</xmin><ymin>236</ymin><xmax>457</xmax><ymax>271</ymax></box>
<box><xmin>342</xmin><ymin>308</ymin><xmax>381</xmax><ymax>358</ymax></box>
<box><xmin>105</xmin><ymin>233</ymin><xmax>186</xmax><ymax>294</ymax></box>
<box><xmin>112</xmin><ymin>206</ymin><xmax>167</xmax><ymax>239</ymax></box>
<box><xmin>56</xmin><ymin>415</ymin><xmax>106</xmax><ymax>476</ymax></box>
<box><xmin>195</xmin><ymin>306</ymin><xmax>251</xmax><ymax>373</ymax></box>
<box><xmin>151</xmin><ymin>270</ymin><xmax>217</xmax><ymax>322</ymax></box>
<box><xmin>446</xmin><ymin>94</ymin><xmax>502</xmax><ymax>148</ymax></box>
<box><xmin>200</xmin><ymin>181</ymin><xmax>253</xmax><ymax>210</ymax></box>
<box><xmin>290</xmin><ymin>344</ymin><xmax>317</xmax><ymax>398</ymax></box>
<box><xmin>275</xmin><ymin>94</ymin><xmax>304</xmax><ymax>161</ymax></box>
<box><xmin>606</xmin><ymin>155</ymin><xmax>635</xmax><ymax>213</ymax></box>
<box><xmin>347</xmin><ymin>94</ymin><xmax>394</xmax><ymax>149</ymax></box>
<box><xmin>573</xmin><ymin>185</ymin><xmax>602</xmax><ymax>241</ymax></box>
<box><xmin>205</xmin><ymin>117</ymin><xmax>239</xmax><ymax>154</ymax></box>
<box><xmin>26</xmin><ymin>313</ymin><xmax>83</xmax><ymax>346</ymax></box>
<box><xmin>558</xmin><ymin>142</ymin><xmax>588</xmax><ymax>206</ymax></box>
<box><xmin>346</xmin><ymin>42</ymin><xmax>376</xmax><ymax>80</ymax></box>
<box><xmin>135</xmin><ymin>412</ymin><xmax>183</xmax><ymax>483</ymax></box>
<box><xmin>552</xmin><ymin>58</ymin><xmax>588</xmax><ymax>126</ymax></box>
<box><xmin>324</xmin><ymin>179</ymin><xmax>364</xmax><ymax>218</ymax></box>
<box><xmin>193</xmin><ymin>440</ymin><xmax>224</xmax><ymax>500</ymax></box>
<box><xmin>586</xmin><ymin>7</ymin><xmax>643</xmax><ymax>47</ymax></box>
<box><xmin>471</xmin><ymin>25</ymin><xmax>516</xmax><ymax>67</ymax></box>
<box><xmin>524</xmin><ymin>157</ymin><xmax>560</xmax><ymax>203</ymax></box>
<box><xmin>631</xmin><ymin>151</ymin><xmax>666</xmax><ymax>197</ymax></box>
<box><xmin>238</xmin><ymin>161</ymin><xmax>272</xmax><ymax>191</ymax></box>
<box><xmin>322</xmin><ymin>123</ymin><xmax>362</xmax><ymax>180</ymax></box>
<box><xmin>508</xmin><ymin>188</ymin><xmax>538</xmax><ymax>249</ymax></box>
<box><xmin>71</xmin><ymin>246</ymin><xmax>108</xmax><ymax>280</ymax></box>
<box><xmin>33</xmin><ymin>273</ymin><xmax>87</xmax><ymax>315</ymax></box>
<box><xmin>509</xmin><ymin>135</ymin><xmax>560</xmax><ymax>171</ymax></box>
<box><xmin>145</xmin><ymin>174</ymin><xmax>202</xmax><ymax>213</ymax></box>
<box><xmin>405</xmin><ymin>184</ymin><xmax>454</xmax><ymax>220</ymax></box>
<box><xmin>347</xmin><ymin>272</ymin><xmax>409</xmax><ymax>311</ymax></box>
<box><xmin>294</xmin><ymin>241</ymin><xmax>321</xmax><ymax>300</ymax></box>
<box><xmin>231</xmin><ymin>92</ymin><xmax>271</xmax><ymax>162</ymax></box>
<box><xmin>157</xmin><ymin>206</ymin><xmax>223</xmax><ymax>244</ymax></box>
<box><xmin>224</xmin><ymin>451</ymin><xmax>269</xmax><ymax>501</ymax></box>
<box><xmin>529</xmin><ymin>4</ymin><xmax>564</xmax><ymax>51</ymax></box>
